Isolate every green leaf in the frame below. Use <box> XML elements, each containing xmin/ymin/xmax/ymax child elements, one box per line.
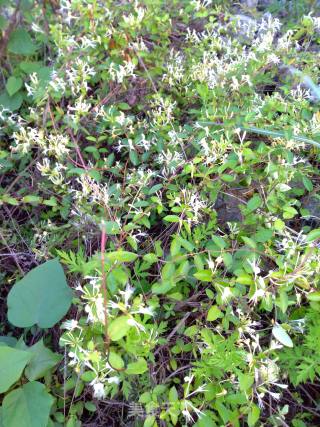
<box><xmin>2</xmin><ymin>382</ymin><xmax>53</xmax><ymax>427</ymax></box>
<box><xmin>207</xmin><ymin>305</ymin><xmax>223</xmax><ymax>322</ymax></box>
<box><xmin>88</xmin><ymin>169</ymin><xmax>101</xmax><ymax>181</ymax></box>
<box><xmin>129</xmin><ymin>150</ymin><xmax>139</xmax><ymax>165</ymax></box>
<box><xmin>84</xmin><ymin>402</ymin><xmax>96</xmax><ymax>412</ymax></box>
<box><xmin>81</xmin><ymin>371</ymin><xmax>96</xmax><ymax>382</ymax></box>
<box><xmin>276</xmin><ymin>291</ymin><xmax>289</xmax><ymax>314</ymax></box>
<box><xmin>170</xmin><ymin>238</ymin><xmax>181</xmax><ymax>257</ymax></box>
<box><xmin>108</xmin><ymin>316</ymin><xmax>131</xmax><ymax>341</ymax></box>
<box><xmin>0</xmin><ymin>346</ymin><xmax>32</xmax><ymax>393</ymax></box>
<box><xmin>6</xmin><ymin>77</ymin><xmax>23</xmax><ymax>96</ymax></box>
<box><xmin>0</xmin><ymin>336</ymin><xmax>17</xmax><ymax>347</ymax></box>
<box><xmin>7</xmin><ymin>259</ymin><xmax>72</xmax><ymax>328</ymax></box>
<box><xmin>194</xmin><ymin>270</ymin><xmax>212</xmax><ymax>282</ymax></box>
<box><xmin>283</xmin><ymin>206</ymin><xmax>298</xmax><ymax>219</ymax></box>
<box><xmin>106</xmin><ymin>251</ymin><xmax>138</xmax><ymax>263</ymax></box>
<box><xmin>248</xmin><ymin>404</ymin><xmax>260</xmax><ymax>427</ymax></box>
<box><xmin>302</xmin><ymin>176</ymin><xmax>313</xmax><ymax>192</ymax></box>
<box><xmin>0</xmin><ymin>91</ymin><xmax>23</xmax><ymax>111</ymax></box>
<box><xmin>19</xmin><ymin>61</ymin><xmax>42</xmax><ymax>74</ymax></box>
<box><xmin>254</xmin><ymin>228</ymin><xmax>273</xmax><ymax>243</ymax></box>
<box><xmin>24</xmin><ymin>339</ymin><xmax>62</xmax><ymax>381</ymax></box>
<box><xmin>307</xmin><ymin>291</ymin><xmax>320</xmax><ymax>302</ymax></box>
<box><xmin>169</xmin><ymin>386</ymin><xmax>179</xmax><ymax>402</ymax></box>
<box><xmin>151</xmin><ymin>281</ymin><xmax>172</xmax><ymax>295</ymax></box>
<box><xmin>8</xmin><ymin>29</ymin><xmax>37</xmax><ymax>55</ymax></box>
<box><xmin>272</xmin><ymin>324</ymin><xmax>293</xmax><ymax>347</ymax></box>
<box><xmin>148</xmin><ymin>184</ymin><xmax>162</xmax><ymax>195</ymax></box>
<box><xmin>238</xmin><ymin>373</ymin><xmax>254</xmax><ymax>391</ymax></box>
<box><xmin>163</xmin><ymin>215</ymin><xmax>180</xmax><ymax>223</ymax></box>
<box><xmin>126</xmin><ymin>358</ymin><xmax>148</xmax><ymax>375</ymax></box>
<box><xmin>305</xmin><ymin>229</ymin><xmax>320</xmax><ymax>243</ymax></box>
<box><xmin>212</xmin><ymin>236</ymin><xmax>227</xmax><ymax>249</ymax></box>
<box><xmin>247</xmin><ymin>195</ymin><xmax>262</xmax><ymax>212</ymax></box>
<box><xmin>143</xmin><ymin>415</ymin><xmax>156</xmax><ymax>427</ymax></box>
<box><xmin>22</xmin><ymin>195</ymin><xmax>42</xmax><ymax>204</ymax></box>
<box><xmin>143</xmin><ymin>253</ymin><xmax>158</xmax><ymax>264</ymax></box>
<box><xmin>102</xmin><ymin>221</ymin><xmax>121</xmax><ymax>235</ymax></box>
<box><xmin>108</xmin><ymin>351</ymin><xmax>124</xmax><ymax>370</ymax></box>
<box><xmin>0</xmin><ymin>15</ymin><xmax>7</xmax><ymax>30</ymax></box>
<box><xmin>176</xmin><ymin>236</ymin><xmax>194</xmax><ymax>252</ymax></box>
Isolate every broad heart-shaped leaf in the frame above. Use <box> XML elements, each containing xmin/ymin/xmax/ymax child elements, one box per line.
<box><xmin>24</xmin><ymin>339</ymin><xmax>62</xmax><ymax>381</ymax></box>
<box><xmin>7</xmin><ymin>259</ymin><xmax>72</xmax><ymax>328</ymax></box>
<box><xmin>0</xmin><ymin>346</ymin><xmax>32</xmax><ymax>393</ymax></box>
<box><xmin>2</xmin><ymin>382</ymin><xmax>53</xmax><ymax>427</ymax></box>
<box><xmin>7</xmin><ymin>29</ymin><xmax>37</xmax><ymax>55</ymax></box>
<box><xmin>272</xmin><ymin>324</ymin><xmax>293</xmax><ymax>348</ymax></box>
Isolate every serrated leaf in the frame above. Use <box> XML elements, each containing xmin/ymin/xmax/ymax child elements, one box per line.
<box><xmin>24</xmin><ymin>339</ymin><xmax>62</xmax><ymax>381</ymax></box>
<box><xmin>272</xmin><ymin>324</ymin><xmax>293</xmax><ymax>347</ymax></box>
<box><xmin>0</xmin><ymin>346</ymin><xmax>32</xmax><ymax>393</ymax></box>
<box><xmin>2</xmin><ymin>382</ymin><xmax>53</xmax><ymax>427</ymax></box>
<box><xmin>7</xmin><ymin>259</ymin><xmax>72</xmax><ymax>328</ymax></box>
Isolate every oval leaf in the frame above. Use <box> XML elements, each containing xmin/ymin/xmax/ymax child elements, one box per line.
<box><xmin>108</xmin><ymin>316</ymin><xmax>131</xmax><ymax>341</ymax></box>
<box><xmin>305</xmin><ymin>228</ymin><xmax>320</xmax><ymax>243</ymax></box>
<box><xmin>207</xmin><ymin>305</ymin><xmax>222</xmax><ymax>322</ymax></box>
<box><xmin>126</xmin><ymin>358</ymin><xmax>148</xmax><ymax>375</ymax></box>
<box><xmin>163</xmin><ymin>215</ymin><xmax>180</xmax><ymax>223</ymax></box>
<box><xmin>106</xmin><ymin>251</ymin><xmax>138</xmax><ymax>263</ymax></box>
<box><xmin>307</xmin><ymin>291</ymin><xmax>320</xmax><ymax>302</ymax></box>
<box><xmin>272</xmin><ymin>324</ymin><xmax>293</xmax><ymax>348</ymax></box>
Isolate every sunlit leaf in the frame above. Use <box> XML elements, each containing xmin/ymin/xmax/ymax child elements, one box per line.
<box><xmin>272</xmin><ymin>324</ymin><xmax>293</xmax><ymax>347</ymax></box>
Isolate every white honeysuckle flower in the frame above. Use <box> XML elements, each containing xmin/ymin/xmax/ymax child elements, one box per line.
<box><xmin>107</xmin><ymin>376</ymin><xmax>120</xmax><ymax>384</ymax></box>
<box><xmin>93</xmin><ymin>382</ymin><xmax>106</xmax><ymax>399</ymax></box>
<box><xmin>61</xmin><ymin>319</ymin><xmax>79</xmax><ymax>331</ymax></box>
